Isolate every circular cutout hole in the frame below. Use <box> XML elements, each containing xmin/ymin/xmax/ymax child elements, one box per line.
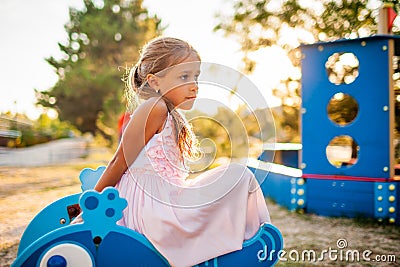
<box><xmin>326</xmin><ymin>135</ymin><xmax>359</xmax><ymax>168</ymax></box>
<box><xmin>325</xmin><ymin>52</ymin><xmax>359</xmax><ymax>85</ymax></box>
<box><xmin>327</xmin><ymin>92</ymin><xmax>359</xmax><ymax>126</ymax></box>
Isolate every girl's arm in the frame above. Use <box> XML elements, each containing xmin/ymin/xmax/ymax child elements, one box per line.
<box><xmin>93</xmin><ymin>97</ymin><xmax>168</xmax><ymax>192</ymax></box>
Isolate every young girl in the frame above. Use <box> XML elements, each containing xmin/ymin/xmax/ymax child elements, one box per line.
<box><xmin>88</xmin><ymin>36</ymin><xmax>270</xmax><ymax>266</ymax></box>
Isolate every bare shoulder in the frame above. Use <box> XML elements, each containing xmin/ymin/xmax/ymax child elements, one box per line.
<box><xmin>139</xmin><ymin>97</ymin><xmax>168</xmax><ymax>120</ymax></box>
<box><xmin>146</xmin><ymin>97</ymin><xmax>168</xmax><ymax>115</ymax></box>
<box><xmin>130</xmin><ymin>97</ymin><xmax>168</xmax><ymax>135</ymax></box>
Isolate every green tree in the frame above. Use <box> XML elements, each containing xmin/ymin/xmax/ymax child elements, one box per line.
<box><xmin>215</xmin><ymin>0</ymin><xmax>398</xmax><ymax>141</ymax></box>
<box><xmin>37</xmin><ymin>0</ymin><xmax>161</xmax><ymax>141</ymax></box>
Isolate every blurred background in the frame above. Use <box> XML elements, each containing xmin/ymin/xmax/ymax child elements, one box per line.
<box><xmin>2</xmin><ymin>2</ymin><xmax>400</xmax><ymax>266</ymax></box>
<box><xmin>1</xmin><ymin>0</ymin><xmax>400</xmax><ymax>163</ymax></box>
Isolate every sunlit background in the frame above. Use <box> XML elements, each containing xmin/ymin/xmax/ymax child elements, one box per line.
<box><xmin>0</xmin><ymin>0</ymin><xmax>288</xmax><ymax>120</ymax></box>
<box><xmin>1</xmin><ymin>0</ymin><xmax>399</xmax><ymax>161</ymax></box>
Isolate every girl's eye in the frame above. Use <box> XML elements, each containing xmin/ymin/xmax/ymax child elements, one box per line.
<box><xmin>180</xmin><ymin>75</ymin><xmax>189</xmax><ymax>81</ymax></box>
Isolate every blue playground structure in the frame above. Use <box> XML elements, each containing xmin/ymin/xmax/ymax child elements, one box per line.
<box><xmin>255</xmin><ymin>35</ymin><xmax>400</xmax><ymax>224</ymax></box>
<box><xmin>13</xmin><ymin>166</ymin><xmax>283</xmax><ymax>267</ymax></box>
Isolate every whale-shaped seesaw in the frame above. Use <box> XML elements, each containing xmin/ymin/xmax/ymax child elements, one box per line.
<box><xmin>13</xmin><ymin>166</ymin><xmax>283</xmax><ymax>267</ymax></box>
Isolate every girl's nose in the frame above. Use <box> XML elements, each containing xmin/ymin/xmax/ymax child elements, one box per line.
<box><xmin>191</xmin><ymin>82</ymin><xmax>198</xmax><ymax>93</ymax></box>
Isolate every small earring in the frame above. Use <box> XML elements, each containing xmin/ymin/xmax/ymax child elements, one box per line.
<box><xmin>156</xmin><ymin>89</ymin><xmax>161</xmax><ymax>94</ymax></box>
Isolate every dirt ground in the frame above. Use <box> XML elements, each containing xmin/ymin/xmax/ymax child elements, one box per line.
<box><xmin>1</xmin><ymin>148</ymin><xmax>399</xmax><ymax>266</ymax></box>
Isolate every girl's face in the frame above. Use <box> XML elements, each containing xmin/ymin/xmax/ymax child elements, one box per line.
<box><xmin>156</xmin><ymin>54</ymin><xmax>201</xmax><ymax>110</ymax></box>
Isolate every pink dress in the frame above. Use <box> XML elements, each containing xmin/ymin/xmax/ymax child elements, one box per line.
<box><xmin>115</xmin><ymin>113</ymin><xmax>270</xmax><ymax>267</ymax></box>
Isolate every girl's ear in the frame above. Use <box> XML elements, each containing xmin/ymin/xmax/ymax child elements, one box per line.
<box><xmin>146</xmin><ymin>74</ymin><xmax>160</xmax><ymax>90</ymax></box>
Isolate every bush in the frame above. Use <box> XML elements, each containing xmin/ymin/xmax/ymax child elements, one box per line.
<box><xmin>4</xmin><ymin>113</ymin><xmax>80</xmax><ymax>148</ymax></box>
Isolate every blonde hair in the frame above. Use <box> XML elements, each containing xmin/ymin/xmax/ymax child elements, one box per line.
<box><xmin>124</xmin><ymin>36</ymin><xmax>200</xmax><ymax>160</ymax></box>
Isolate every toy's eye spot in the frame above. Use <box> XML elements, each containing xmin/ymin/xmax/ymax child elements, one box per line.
<box><xmin>108</xmin><ymin>192</ymin><xmax>115</xmax><ymax>200</ymax></box>
<box><xmin>85</xmin><ymin>196</ymin><xmax>99</xmax><ymax>210</ymax></box>
<box><xmin>105</xmin><ymin>208</ymin><xmax>115</xmax><ymax>217</ymax></box>
<box><xmin>47</xmin><ymin>255</ymin><xmax>66</xmax><ymax>267</ymax></box>
<box><xmin>39</xmin><ymin>243</ymin><xmax>94</xmax><ymax>267</ymax></box>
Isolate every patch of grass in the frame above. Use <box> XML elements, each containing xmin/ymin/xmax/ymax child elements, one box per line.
<box><xmin>353</xmin><ymin>215</ymin><xmax>385</xmax><ymax>227</ymax></box>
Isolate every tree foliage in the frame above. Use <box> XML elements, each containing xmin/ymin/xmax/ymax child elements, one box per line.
<box><xmin>215</xmin><ymin>0</ymin><xmax>383</xmax><ymax>70</ymax></box>
<box><xmin>187</xmin><ymin>105</ymin><xmax>275</xmax><ymax>159</ymax></box>
<box><xmin>215</xmin><ymin>0</ymin><xmax>400</xmax><ymax>141</ymax></box>
<box><xmin>36</xmin><ymin>0</ymin><xmax>161</xmax><ymax>140</ymax></box>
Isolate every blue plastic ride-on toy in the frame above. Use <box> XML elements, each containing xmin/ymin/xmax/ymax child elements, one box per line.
<box><xmin>13</xmin><ymin>166</ymin><xmax>283</xmax><ymax>267</ymax></box>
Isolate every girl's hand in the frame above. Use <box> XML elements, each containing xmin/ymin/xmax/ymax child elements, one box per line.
<box><xmin>70</xmin><ymin>213</ymin><xmax>83</xmax><ymax>224</ymax></box>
